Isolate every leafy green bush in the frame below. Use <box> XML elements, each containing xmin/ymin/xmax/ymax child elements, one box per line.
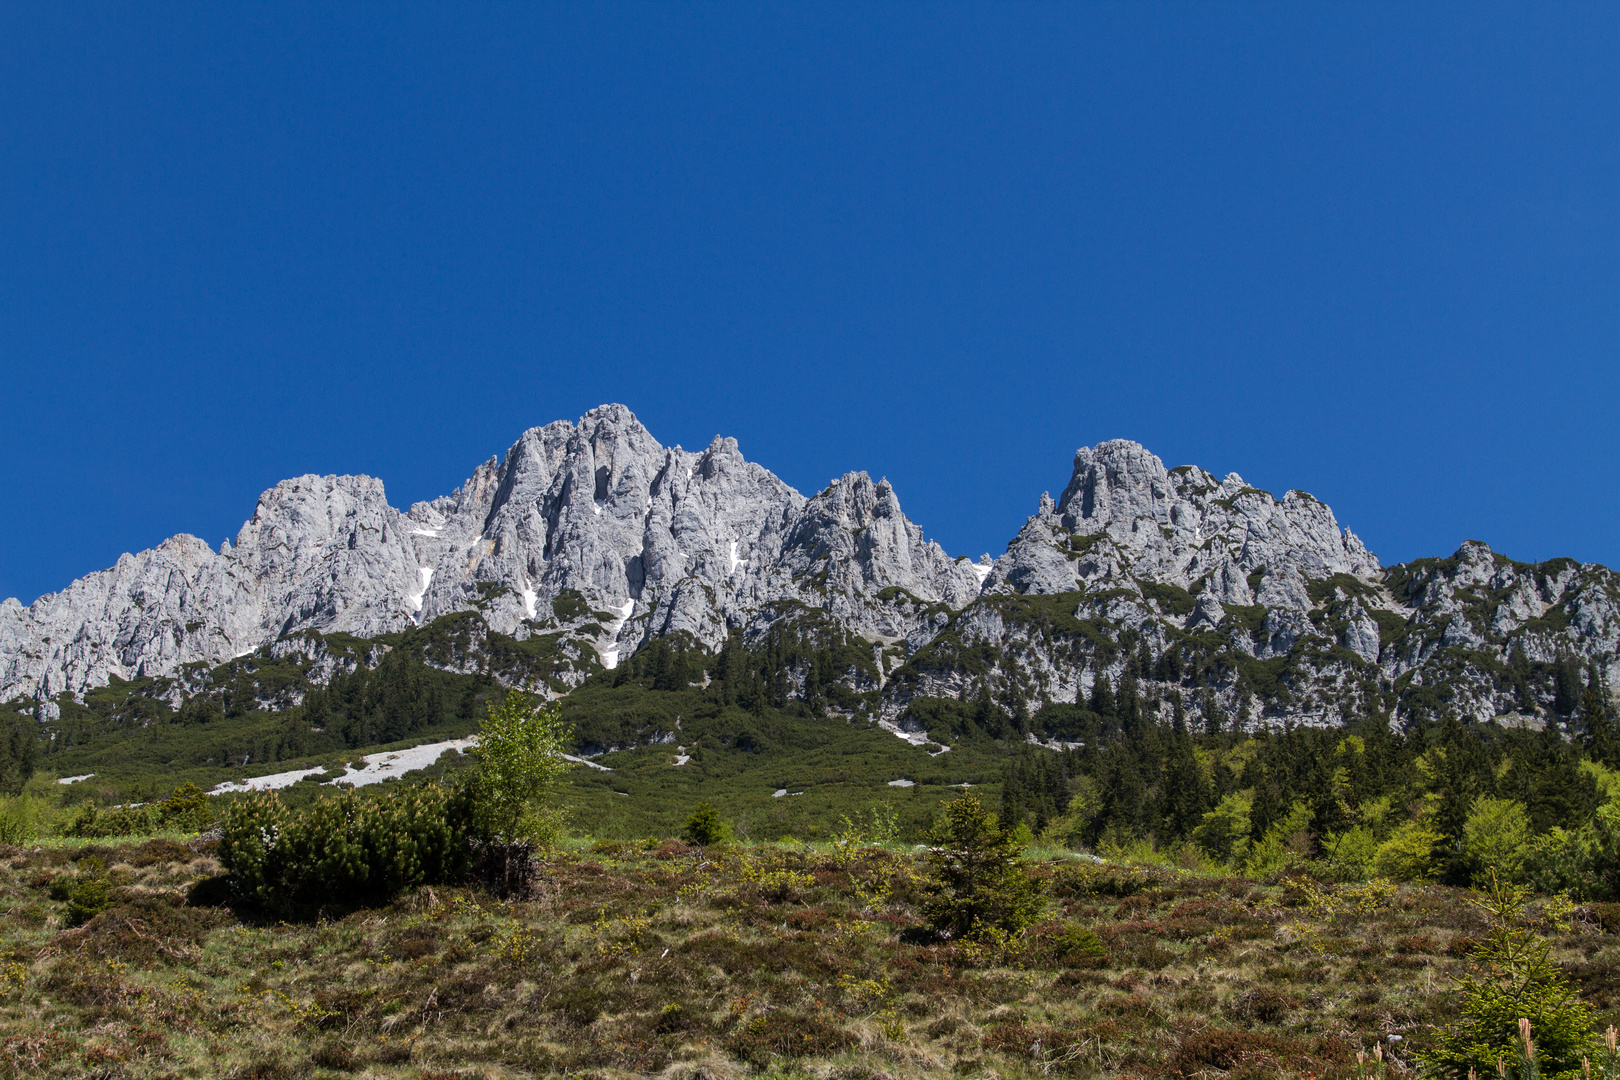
<box><xmin>1372</xmin><ymin>820</ymin><xmax>1443</xmax><ymax>882</ymax></box>
<box><xmin>48</xmin><ymin>858</ymin><xmax>114</xmax><ymax>926</ymax></box>
<box><xmin>156</xmin><ymin>782</ymin><xmax>213</xmax><ymax>833</ymax></box>
<box><xmin>468</xmin><ymin>690</ymin><xmax>571</xmax><ymax>847</ymax></box>
<box><xmin>683</xmin><ymin>801</ymin><xmax>730</xmax><ymax>846</ymax></box>
<box><xmin>1522</xmin><ymin>804</ymin><xmax>1620</xmax><ymax>901</ymax></box>
<box><xmin>1192</xmin><ymin>793</ymin><xmax>1251</xmax><ymax>864</ymax></box>
<box><xmin>1422</xmin><ymin>874</ymin><xmax>1595</xmax><ymax>1079</ymax></box>
<box><xmin>218</xmin><ymin>782</ymin><xmax>471</xmax><ymax>909</ymax></box>
<box><xmin>0</xmin><ymin>794</ymin><xmax>42</xmax><ymax>846</ymax></box>
<box><xmin>1245</xmin><ymin>800</ymin><xmax>1313</xmax><ymax>878</ymax></box>
<box><xmin>922</xmin><ymin>794</ymin><xmax>1043</xmax><ymax>941</ymax></box>
<box><xmin>65</xmin><ymin>802</ymin><xmax>153</xmax><ymax>839</ymax></box>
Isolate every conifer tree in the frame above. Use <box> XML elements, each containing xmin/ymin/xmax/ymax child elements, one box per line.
<box><xmin>924</xmin><ymin>794</ymin><xmax>1042</xmax><ymax>941</ymax></box>
<box><xmin>1583</xmin><ymin>666</ymin><xmax>1614</xmax><ymax>767</ymax></box>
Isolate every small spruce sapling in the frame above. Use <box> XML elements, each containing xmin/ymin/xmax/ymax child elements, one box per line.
<box><xmin>1423</xmin><ymin>872</ymin><xmax>1596</xmax><ymax>1079</ymax></box>
<box><xmin>683</xmin><ymin>801</ymin><xmax>730</xmax><ymax>846</ymax></box>
<box><xmin>923</xmin><ymin>793</ymin><xmax>1043</xmax><ymax>942</ymax></box>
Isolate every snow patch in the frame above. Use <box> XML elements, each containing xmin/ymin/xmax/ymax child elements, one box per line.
<box><xmin>592</xmin><ymin>501</ymin><xmax>603</xmax><ymax>516</ymax></box>
<box><xmin>595</xmin><ymin>599</ymin><xmax>636</xmax><ymax>670</ymax></box>
<box><xmin>878</xmin><ymin>719</ymin><xmax>951</xmax><ymax>757</ymax></box>
<box><xmin>773</xmin><ymin>788</ymin><xmax>787</xmax><ymax>798</ymax></box>
<box><xmin>966</xmin><ymin>560</ymin><xmax>992</xmax><ymax>585</ymax></box>
<box><xmin>729</xmin><ymin>540</ymin><xmax>749</xmax><ymax>576</ymax></box>
<box><xmin>887</xmin><ymin>779</ymin><xmax>915</xmax><ymax>788</ymax></box>
<box><xmin>877</xmin><ymin>719</ymin><xmax>930</xmax><ymax>747</ymax></box>
<box><xmin>335</xmin><ymin>736</ymin><xmax>475</xmax><ymax>787</ymax></box>
<box><xmin>211</xmin><ymin>766</ymin><xmax>328</xmax><ymax>794</ymax></box>
<box><xmin>406</xmin><ymin>567</ymin><xmax>435</xmax><ymax>614</ymax></box>
<box><xmin>410</xmin><ymin>527</ymin><xmax>441</xmax><ymax>537</ymax></box>
<box><xmin>673</xmin><ymin>753</ymin><xmax>691</xmax><ymax>766</ymax></box>
<box><xmin>562</xmin><ymin>753</ymin><xmax>613</xmax><ymax>772</ymax></box>
<box><xmin>57</xmin><ymin>773</ymin><xmax>94</xmax><ymax>785</ymax></box>
<box><xmin>211</xmin><ymin>737</ymin><xmax>482</xmax><ymax>794</ymax></box>
<box><xmin>519</xmin><ymin>578</ymin><xmax>537</xmax><ymax>619</ymax></box>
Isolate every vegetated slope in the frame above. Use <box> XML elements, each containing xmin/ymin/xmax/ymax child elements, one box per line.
<box><xmin>2</xmin><ymin>836</ymin><xmax>1616</xmax><ymax>1080</ymax></box>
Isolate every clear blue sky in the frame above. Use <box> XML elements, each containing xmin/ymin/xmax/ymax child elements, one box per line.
<box><xmin>3</xmin><ymin>4</ymin><xmax>1617</xmax><ymax>604</ymax></box>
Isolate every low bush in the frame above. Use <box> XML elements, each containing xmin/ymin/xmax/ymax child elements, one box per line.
<box><xmin>0</xmin><ymin>795</ymin><xmax>42</xmax><ymax>846</ymax></box>
<box><xmin>65</xmin><ymin>802</ymin><xmax>153</xmax><ymax>839</ymax></box>
<box><xmin>155</xmin><ymin>782</ymin><xmax>213</xmax><ymax>833</ymax></box>
<box><xmin>1018</xmin><ymin>921</ymin><xmax>1108</xmax><ymax>968</ymax></box>
<box><xmin>49</xmin><ymin>874</ymin><xmax>113</xmax><ymax>926</ymax></box>
<box><xmin>725</xmin><ymin>1010</ymin><xmax>854</xmax><ymax>1066</ymax></box>
<box><xmin>218</xmin><ymin>782</ymin><xmax>472</xmax><ymax>910</ymax></box>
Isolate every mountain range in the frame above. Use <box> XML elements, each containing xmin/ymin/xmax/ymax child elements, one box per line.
<box><xmin>4</xmin><ymin>404</ymin><xmax>1616</xmax><ymax>733</ymax></box>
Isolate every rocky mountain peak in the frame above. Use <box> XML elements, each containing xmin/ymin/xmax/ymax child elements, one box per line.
<box><xmin>7</xmin><ymin>415</ymin><xmax>1618</xmax><ymax>737</ymax></box>
<box><xmin>990</xmin><ymin>439</ymin><xmax>1380</xmax><ymax>611</ymax></box>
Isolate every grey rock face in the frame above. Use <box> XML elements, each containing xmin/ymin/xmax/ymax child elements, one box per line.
<box><xmin>0</xmin><ymin>474</ymin><xmax>425</xmax><ymax>704</ymax></box>
<box><xmin>987</xmin><ymin>439</ymin><xmax>1380</xmax><ymax>612</ymax></box>
<box><xmin>1</xmin><ymin>405</ymin><xmax>981</xmax><ymax>702</ymax></box>
<box><xmin>7</xmin><ymin>420</ymin><xmax>1619</xmax><ymax>739</ymax></box>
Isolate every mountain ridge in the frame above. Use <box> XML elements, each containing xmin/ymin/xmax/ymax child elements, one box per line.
<box><xmin>4</xmin><ymin>405</ymin><xmax>1616</xmax><ymax>735</ymax></box>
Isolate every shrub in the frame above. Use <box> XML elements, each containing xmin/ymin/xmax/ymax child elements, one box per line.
<box><xmin>468</xmin><ymin>690</ymin><xmax>572</xmax><ymax>847</ymax></box>
<box><xmin>65</xmin><ymin>802</ymin><xmax>153</xmax><ymax>839</ymax></box>
<box><xmin>725</xmin><ymin>1010</ymin><xmax>853</xmax><ymax>1066</ymax></box>
<box><xmin>155</xmin><ymin>783</ymin><xmax>213</xmax><ymax>833</ymax></box>
<box><xmin>218</xmin><ymin>783</ymin><xmax>471</xmax><ymax>910</ymax></box>
<box><xmin>1422</xmin><ymin>873</ymin><xmax>1596</xmax><ymax>1079</ymax></box>
<box><xmin>48</xmin><ymin>861</ymin><xmax>114</xmax><ymax>926</ymax></box>
<box><xmin>1192</xmin><ymin>793</ymin><xmax>1252</xmax><ymax>863</ymax></box>
<box><xmin>683</xmin><ymin>801</ymin><xmax>730</xmax><ymax>846</ymax></box>
<box><xmin>1018</xmin><ymin>921</ymin><xmax>1107</xmax><ymax>968</ymax></box>
<box><xmin>0</xmin><ymin>795</ymin><xmax>42</xmax><ymax>846</ymax></box>
<box><xmin>922</xmin><ymin>794</ymin><xmax>1043</xmax><ymax>942</ymax></box>
<box><xmin>1372</xmin><ymin>821</ymin><xmax>1442</xmax><ymax>881</ymax></box>
<box><xmin>1521</xmin><ymin>804</ymin><xmax>1620</xmax><ymax>901</ymax></box>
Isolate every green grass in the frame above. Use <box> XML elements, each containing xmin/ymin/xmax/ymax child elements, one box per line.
<box><xmin>1</xmin><ymin>834</ymin><xmax>1613</xmax><ymax>1079</ymax></box>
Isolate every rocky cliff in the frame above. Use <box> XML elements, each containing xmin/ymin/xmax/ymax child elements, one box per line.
<box><xmin>892</xmin><ymin>441</ymin><xmax>1618</xmax><ymax>734</ymax></box>
<box><xmin>4</xmin><ymin>411</ymin><xmax>1616</xmax><ymax>734</ymax></box>
<box><xmin>0</xmin><ymin>405</ymin><xmax>981</xmax><ymax>705</ymax></box>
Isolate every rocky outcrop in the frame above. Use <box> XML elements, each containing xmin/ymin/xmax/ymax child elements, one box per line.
<box><xmin>1</xmin><ymin>405</ymin><xmax>981</xmax><ymax>702</ymax></box>
<box><xmin>5</xmin><ymin>420</ymin><xmax>1617</xmax><ymax>736</ymax></box>
<box><xmin>987</xmin><ymin>439</ymin><xmax>1379</xmax><ymax>613</ymax></box>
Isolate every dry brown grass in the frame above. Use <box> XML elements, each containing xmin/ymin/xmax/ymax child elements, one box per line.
<box><xmin>0</xmin><ymin>840</ymin><xmax>1615</xmax><ymax>1079</ymax></box>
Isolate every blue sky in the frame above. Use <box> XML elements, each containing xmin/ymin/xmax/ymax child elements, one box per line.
<box><xmin>3</xmin><ymin>4</ymin><xmax>1617</xmax><ymax>604</ymax></box>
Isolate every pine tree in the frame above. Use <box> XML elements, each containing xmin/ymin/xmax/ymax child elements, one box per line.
<box><xmin>1555</xmin><ymin>656</ymin><xmax>1584</xmax><ymax>716</ymax></box>
<box><xmin>1089</xmin><ymin>674</ymin><xmax>1116</xmax><ymax>721</ymax></box>
<box><xmin>1583</xmin><ymin>666</ymin><xmax>1615</xmax><ymax>767</ymax></box>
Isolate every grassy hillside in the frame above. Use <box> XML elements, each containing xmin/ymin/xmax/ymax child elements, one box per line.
<box><xmin>2</xmin><ymin>834</ymin><xmax>1617</xmax><ymax>1080</ymax></box>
